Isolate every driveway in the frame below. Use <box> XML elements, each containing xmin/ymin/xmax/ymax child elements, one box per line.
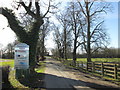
<box><xmin>43</xmin><ymin>57</ymin><xmax>120</xmax><ymax>89</ymax></box>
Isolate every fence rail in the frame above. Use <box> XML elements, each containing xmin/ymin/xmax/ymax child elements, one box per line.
<box><xmin>66</xmin><ymin>61</ymin><xmax>120</xmax><ymax>80</ymax></box>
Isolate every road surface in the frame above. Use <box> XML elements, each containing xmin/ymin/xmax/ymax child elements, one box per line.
<box><xmin>43</xmin><ymin>57</ymin><xmax>120</xmax><ymax>89</ymax></box>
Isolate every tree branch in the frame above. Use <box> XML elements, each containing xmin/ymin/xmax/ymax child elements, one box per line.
<box><xmin>81</xmin><ymin>26</ymin><xmax>87</xmax><ymax>52</ymax></box>
<box><xmin>19</xmin><ymin>1</ymin><xmax>36</xmax><ymax>19</ymax></box>
<box><xmin>89</xmin><ymin>2</ymin><xmax>94</xmax><ymax>11</ymax></box>
<box><xmin>90</xmin><ymin>6</ymin><xmax>108</xmax><ymax>17</ymax></box>
<box><xmin>91</xmin><ymin>47</ymin><xmax>101</xmax><ymax>54</ymax></box>
<box><xmin>77</xmin><ymin>0</ymin><xmax>87</xmax><ymax>17</ymax></box>
<box><xmin>1</xmin><ymin>8</ymin><xmax>28</xmax><ymax>42</ymax></box>
<box><xmin>28</xmin><ymin>0</ymin><xmax>32</xmax><ymax>9</ymax></box>
<box><xmin>90</xmin><ymin>21</ymin><xmax>104</xmax><ymax>39</ymax></box>
<box><xmin>76</xmin><ymin>42</ymin><xmax>84</xmax><ymax>48</ymax></box>
<box><xmin>35</xmin><ymin>1</ymin><xmax>40</xmax><ymax>16</ymax></box>
<box><xmin>42</xmin><ymin>0</ymin><xmax>50</xmax><ymax>18</ymax></box>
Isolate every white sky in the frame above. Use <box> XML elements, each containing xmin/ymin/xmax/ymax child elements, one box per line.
<box><xmin>0</xmin><ymin>15</ymin><xmax>16</xmax><ymax>48</ymax></box>
<box><xmin>0</xmin><ymin>0</ymin><xmax>119</xmax><ymax>50</ymax></box>
<box><xmin>0</xmin><ymin>0</ymin><xmax>15</xmax><ymax>48</ymax></box>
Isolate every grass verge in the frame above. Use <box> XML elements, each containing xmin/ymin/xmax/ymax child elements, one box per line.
<box><xmin>68</xmin><ymin>58</ymin><xmax>120</xmax><ymax>62</ymax></box>
<box><xmin>9</xmin><ymin>70</ymin><xmax>29</xmax><ymax>89</ymax></box>
<box><xmin>35</xmin><ymin>61</ymin><xmax>46</xmax><ymax>73</ymax></box>
<box><xmin>1</xmin><ymin>59</ymin><xmax>46</xmax><ymax>89</ymax></box>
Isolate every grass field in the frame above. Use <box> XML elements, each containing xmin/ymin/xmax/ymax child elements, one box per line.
<box><xmin>0</xmin><ymin>59</ymin><xmax>14</xmax><ymax>67</ymax></box>
<box><xmin>68</xmin><ymin>58</ymin><xmax>120</xmax><ymax>63</ymax></box>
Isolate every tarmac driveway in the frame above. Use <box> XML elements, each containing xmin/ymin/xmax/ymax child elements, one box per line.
<box><xmin>43</xmin><ymin>57</ymin><xmax>120</xmax><ymax>90</ymax></box>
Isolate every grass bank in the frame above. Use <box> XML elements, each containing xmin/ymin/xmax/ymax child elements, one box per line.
<box><xmin>35</xmin><ymin>61</ymin><xmax>46</xmax><ymax>73</ymax></box>
<box><xmin>0</xmin><ymin>59</ymin><xmax>46</xmax><ymax>89</ymax></box>
<box><xmin>68</xmin><ymin>58</ymin><xmax>120</xmax><ymax>62</ymax></box>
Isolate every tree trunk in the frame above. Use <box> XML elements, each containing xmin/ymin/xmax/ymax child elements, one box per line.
<box><xmin>73</xmin><ymin>38</ymin><xmax>77</xmax><ymax>66</ymax></box>
<box><xmin>64</xmin><ymin>44</ymin><xmax>67</xmax><ymax>60</ymax></box>
<box><xmin>73</xmin><ymin>50</ymin><xmax>76</xmax><ymax>66</ymax></box>
<box><xmin>29</xmin><ymin>43</ymin><xmax>37</xmax><ymax>73</ymax></box>
<box><xmin>64</xmin><ymin>28</ymin><xmax>67</xmax><ymax>60</ymax></box>
<box><xmin>1</xmin><ymin>8</ymin><xmax>42</xmax><ymax>73</ymax></box>
<box><xmin>27</xmin><ymin>21</ymin><xmax>41</xmax><ymax>73</ymax></box>
<box><xmin>86</xmin><ymin>2</ymin><xmax>91</xmax><ymax>62</ymax></box>
<box><xmin>40</xmin><ymin>30</ymin><xmax>45</xmax><ymax>61</ymax></box>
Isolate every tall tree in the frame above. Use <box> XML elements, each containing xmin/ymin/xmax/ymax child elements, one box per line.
<box><xmin>37</xmin><ymin>18</ymin><xmax>50</xmax><ymax>61</ymax></box>
<box><xmin>52</xmin><ymin>18</ymin><xmax>72</xmax><ymax>60</ymax></box>
<box><xmin>6</xmin><ymin>43</ymin><xmax>14</xmax><ymax>59</ymax></box>
<box><xmin>53</xmin><ymin>24</ymin><xmax>64</xmax><ymax>59</ymax></box>
<box><xmin>0</xmin><ymin>43</ymin><xmax>3</xmax><ymax>59</ymax></box>
<box><xmin>77</xmin><ymin>0</ymin><xmax>111</xmax><ymax>62</ymax></box>
<box><xmin>55</xmin><ymin>12</ymin><xmax>71</xmax><ymax>60</ymax></box>
<box><xmin>0</xmin><ymin>0</ymin><xmax>56</xmax><ymax>73</ymax></box>
<box><xmin>66</xmin><ymin>2</ymin><xmax>84</xmax><ymax>66</ymax></box>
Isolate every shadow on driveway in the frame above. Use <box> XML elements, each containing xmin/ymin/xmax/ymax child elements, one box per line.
<box><xmin>43</xmin><ymin>73</ymin><xmax>120</xmax><ymax>90</ymax></box>
<box><xmin>17</xmin><ymin>72</ymin><xmax>120</xmax><ymax>90</ymax></box>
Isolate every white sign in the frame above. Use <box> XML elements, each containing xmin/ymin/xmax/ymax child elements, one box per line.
<box><xmin>14</xmin><ymin>43</ymin><xmax>29</xmax><ymax>69</ymax></box>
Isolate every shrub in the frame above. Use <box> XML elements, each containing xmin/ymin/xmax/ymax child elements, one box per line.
<box><xmin>1</xmin><ymin>66</ymin><xmax>10</xmax><ymax>84</ymax></box>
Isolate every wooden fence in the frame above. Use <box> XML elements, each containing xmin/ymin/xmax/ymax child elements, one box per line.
<box><xmin>65</xmin><ymin>61</ymin><xmax>120</xmax><ymax>80</ymax></box>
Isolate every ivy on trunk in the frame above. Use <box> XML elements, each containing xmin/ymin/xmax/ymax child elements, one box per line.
<box><xmin>0</xmin><ymin>1</ymin><xmax>51</xmax><ymax>74</ymax></box>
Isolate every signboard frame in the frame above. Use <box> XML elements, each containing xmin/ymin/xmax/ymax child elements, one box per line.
<box><xmin>14</xmin><ymin>43</ymin><xmax>29</xmax><ymax>69</ymax></box>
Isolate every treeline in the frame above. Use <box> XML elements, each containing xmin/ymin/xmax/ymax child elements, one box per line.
<box><xmin>1</xmin><ymin>41</ymin><xmax>50</xmax><ymax>60</ymax></box>
<box><xmin>52</xmin><ymin>47</ymin><xmax>120</xmax><ymax>59</ymax></box>
<box><xmin>0</xmin><ymin>40</ymin><xmax>20</xmax><ymax>59</ymax></box>
<box><xmin>1</xmin><ymin>40</ymin><xmax>50</xmax><ymax>59</ymax></box>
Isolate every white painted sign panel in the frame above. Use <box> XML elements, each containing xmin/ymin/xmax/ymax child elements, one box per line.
<box><xmin>14</xmin><ymin>43</ymin><xmax>29</xmax><ymax>69</ymax></box>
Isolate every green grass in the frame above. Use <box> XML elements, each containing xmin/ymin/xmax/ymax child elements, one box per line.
<box><xmin>45</xmin><ymin>56</ymin><xmax>51</xmax><ymax>58</ymax></box>
<box><xmin>1</xmin><ymin>59</ymin><xmax>46</xmax><ymax>89</ymax></box>
<box><xmin>35</xmin><ymin>61</ymin><xmax>46</xmax><ymax>73</ymax></box>
<box><xmin>9</xmin><ymin>70</ymin><xmax>29</xmax><ymax>89</ymax></box>
<box><xmin>0</xmin><ymin>59</ymin><xmax>14</xmax><ymax>67</ymax></box>
<box><xmin>68</xmin><ymin>58</ymin><xmax>120</xmax><ymax>62</ymax></box>
<box><xmin>9</xmin><ymin>61</ymin><xmax>46</xmax><ymax>89</ymax></box>
<box><xmin>86</xmin><ymin>71</ymin><xmax>120</xmax><ymax>85</ymax></box>
<box><xmin>0</xmin><ymin>59</ymin><xmax>27</xmax><ymax>88</ymax></box>
<box><xmin>65</xmin><ymin>58</ymin><xmax>120</xmax><ymax>84</ymax></box>
<box><xmin>0</xmin><ymin>59</ymin><xmax>46</xmax><ymax>73</ymax></box>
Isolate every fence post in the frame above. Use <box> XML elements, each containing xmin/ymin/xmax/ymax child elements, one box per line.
<box><xmin>101</xmin><ymin>62</ymin><xmax>104</xmax><ymax>76</ymax></box>
<box><xmin>76</xmin><ymin>61</ymin><xmax>79</xmax><ymax>68</ymax></box>
<box><xmin>81</xmin><ymin>62</ymin><xmax>83</xmax><ymax>69</ymax></box>
<box><xmin>86</xmin><ymin>62</ymin><xmax>88</xmax><ymax>71</ymax></box>
<box><xmin>92</xmin><ymin>62</ymin><xmax>95</xmax><ymax>73</ymax></box>
<box><xmin>78</xmin><ymin>61</ymin><xmax>79</xmax><ymax>67</ymax></box>
<box><xmin>114</xmin><ymin>64</ymin><xmax>117</xmax><ymax>79</ymax></box>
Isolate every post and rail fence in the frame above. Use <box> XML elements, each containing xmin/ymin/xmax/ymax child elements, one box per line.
<box><xmin>63</xmin><ymin>60</ymin><xmax>120</xmax><ymax>80</ymax></box>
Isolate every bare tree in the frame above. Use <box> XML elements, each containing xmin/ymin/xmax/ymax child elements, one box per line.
<box><xmin>55</xmin><ymin>12</ymin><xmax>72</xmax><ymax>60</ymax></box>
<box><xmin>6</xmin><ymin>43</ymin><xmax>14</xmax><ymax>59</ymax></box>
<box><xmin>53</xmin><ymin>24</ymin><xmax>64</xmax><ymax>59</ymax></box>
<box><xmin>0</xmin><ymin>43</ymin><xmax>3</xmax><ymax>58</ymax></box>
<box><xmin>77</xmin><ymin>0</ymin><xmax>111</xmax><ymax>62</ymax></box>
<box><xmin>66</xmin><ymin>2</ymin><xmax>84</xmax><ymax>66</ymax></box>
<box><xmin>0</xmin><ymin>0</ymin><xmax>57</xmax><ymax>74</ymax></box>
<box><xmin>37</xmin><ymin>18</ymin><xmax>51</xmax><ymax>61</ymax></box>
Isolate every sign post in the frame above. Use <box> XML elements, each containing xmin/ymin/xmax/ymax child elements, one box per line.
<box><xmin>14</xmin><ymin>43</ymin><xmax>29</xmax><ymax>79</ymax></box>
